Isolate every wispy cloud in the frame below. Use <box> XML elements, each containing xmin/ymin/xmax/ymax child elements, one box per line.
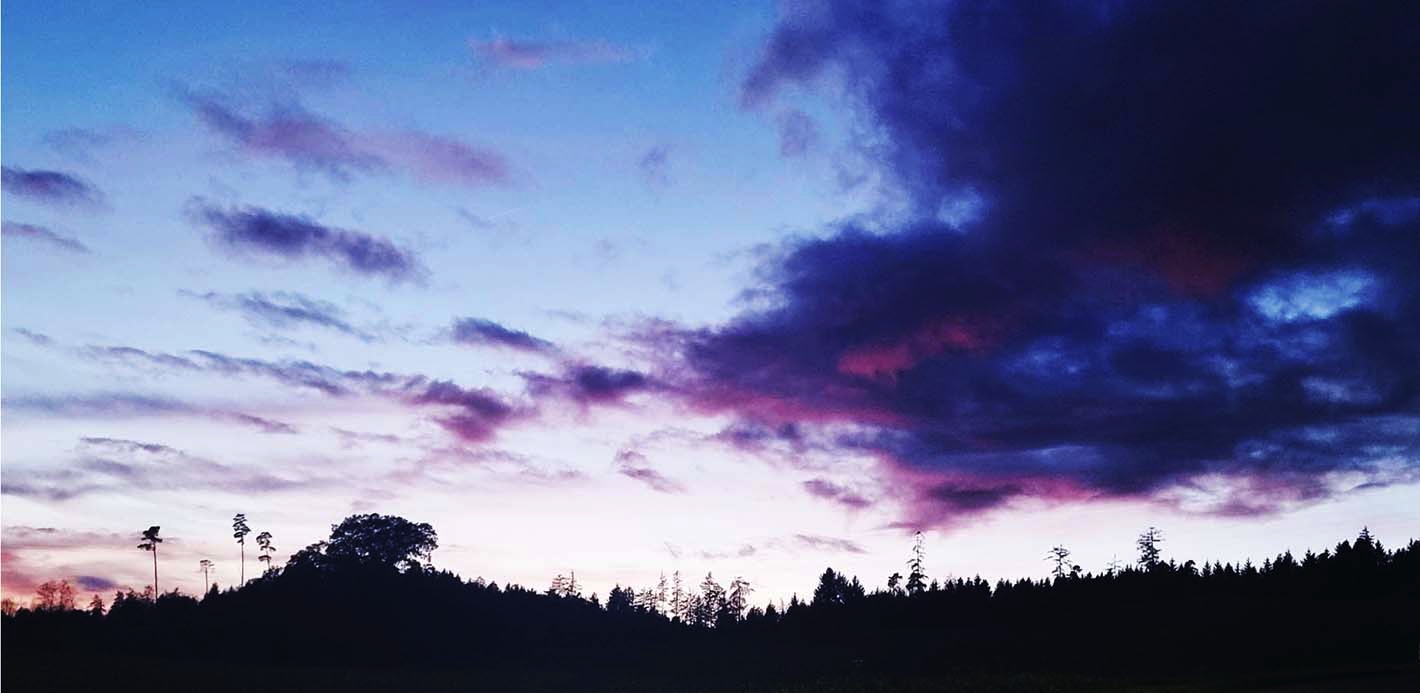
<box><xmin>1</xmin><ymin>166</ymin><xmax>105</xmax><ymax>208</ymax></box>
<box><xmin>176</xmin><ymin>85</ymin><xmax>507</xmax><ymax>188</ymax></box>
<box><xmin>450</xmin><ymin>317</ymin><xmax>554</xmax><ymax>353</ymax></box>
<box><xmin>470</xmin><ymin>37</ymin><xmax>639</xmax><ymax>69</ymax></box>
<box><xmin>184</xmin><ymin>290</ymin><xmax>377</xmax><ymax>341</ymax></box>
<box><xmin>1</xmin><ymin>436</ymin><xmax>323</xmax><ymax>502</ymax></box>
<box><xmin>1</xmin><ymin>392</ymin><xmax>297</xmax><ymax>435</ymax></box>
<box><xmin>614</xmin><ymin>449</ymin><xmax>686</xmax><ymax>494</ymax></box>
<box><xmin>188</xmin><ymin>201</ymin><xmax>425</xmax><ymax>283</ymax></box>
<box><xmin>2</xmin><ymin>222</ymin><xmax>90</xmax><ymax>253</ymax></box>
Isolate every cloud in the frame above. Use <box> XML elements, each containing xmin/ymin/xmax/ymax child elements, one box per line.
<box><xmin>2</xmin><ymin>222</ymin><xmax>90</xmax><ymax>253</ymax></box>
<box><xmin>776</xmin><ymin>109</ymin><xmax>818</xmax><ymax>157</ymax></box>
<box><xmin>1</xmin><ymin>166</ymin><xmax>104</xmax><ymax>208</ymax></box>
<box><xmin>630</xmin><ymin>0</ymin><xmax>1420</xmax><ymax>529</ymax></box>
<box><xmin>366</xmin><ymin>131</ymin><xmax>508</xmax><ymax>187</ymax></box>
<box><xmin>637</xmin><ymin>145</ymin><xmax>671</xmax><ymax>188</ymax></box>
<box><xmin>188</xmin><ymin>201</ymin><xmax>424</xmax><ymax>282</ymax></box>
<box><xmin>470</xmin><ymin>37</ymin><xmax>638</xmax><ymax>69</ymax></box>
<box><xmin>450</xmin><ymin>317</ymin><xmax>554</xmax><ymax>353</ymax></box>
<box><xmin>185</xmin><ymin>290</ymin><xmax>376</xmax><ymax>341</ymax></box>
<box><xmin>523</xmin><ymin>365</ymin><xmax>656</xmax><ymax>407</ymax></box>
<box><xmin>1</xmin><ymin>436</ymin><xmax>321</xmax><ymax>502</ymax></box>
<box><xmin>614</xmin><ymin>449</ymin><xmax>686</xmax><ymax>494</ymax></box>
<box><xmin>792</xmin><ymin>534</ymin><xmax>867</xmax><ymax>554</ymax></box>
<box><xmin>47</xmin><ymin>334</ymin><xmax>533</xmax><ymax>445</ymax></box>
<box><xmin>176</xmin><ymin>86</ymin><xmax>507</xmax><ymax>187</ymax></box>
<box><xmin>801</xmin><ymin>478</ymin><xmax>871</xmax><ymax>509</ymax></box>
<box><xmin>1</xmin><ymin>392</ymin><xmax>297</xmax><ymax>435</ymax></box>
<box><xmin>75</xmin><ymin>575</ymin><xmax>120</xmax><ymax>592</ymax></box>
<box><xmin>408</xmin><ymin>380</ymin><xmax>523</xmax><ymax>443</ymax></box>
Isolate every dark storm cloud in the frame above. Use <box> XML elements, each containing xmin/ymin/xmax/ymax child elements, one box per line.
<box><xmin>653</xmin><ymin>0</ymin><xmax>1420</xmax><ymax>527</ymax></box>
<box><xmin>2</xmin><ymin>222</ymin><xmax>91</xmax><ymax>253</ymax></box>
<box><xmin>1</xmin><ymin>166</ymin><xmax>104</xmax><ymax>208</ymax></box>
<box><xmin>450</xmin><ymin>317</ymin><xmax>554</xmax><ymax>353</ymax></box>
<box><xmin>189</xmin><ymin>201</ymin><xmax>424</xmax><ymax>282</ymax></box>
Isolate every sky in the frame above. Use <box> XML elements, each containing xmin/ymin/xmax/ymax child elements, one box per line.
<box><xmin>3</xmin><ymin>0</ymin><xmax>1419</xmax><ymax>607</ymax></box>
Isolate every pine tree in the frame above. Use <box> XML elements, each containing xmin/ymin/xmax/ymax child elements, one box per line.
<box><xmin>137</xmin><ymin>526</ymin><xmax>163</xmax><ymax>599</ymax></box>
<box><xmin>232</xmin><ymin>513</ymin><xmax>251</xmax><ymax>585</ymax></box>
<box><xmin>907</xmin><ymin>531</ymin><xmax>927</xmax><ymax>594</ymax></box>
<box><xmin>1137</xmin><ymin>526</ymin><xmax>1164</xmax><ymax>570</ymax></box>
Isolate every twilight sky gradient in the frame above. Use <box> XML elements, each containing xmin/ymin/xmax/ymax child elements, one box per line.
<box><xmin>3</xmin><ymin>0</ymin><xmax>1419</xmax><ymax>606</ymax></box>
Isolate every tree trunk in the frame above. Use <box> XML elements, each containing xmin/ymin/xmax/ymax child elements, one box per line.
<box><xmin>152</xmin><ymin>547</ymin><xmax>159</xmax><ymax>599</ymax></box>
<box><xmin>240</xmin><ymin>544</ymin><xmax>245</xmax><ymax>585</ymax></box>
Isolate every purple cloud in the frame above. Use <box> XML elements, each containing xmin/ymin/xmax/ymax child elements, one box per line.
<box><xmin>524</xmin><ymin>365</ymin><xmax>655</xmax><ymax>407</ymax></box>
<box><xmin>470</xmin><ymin>37</ymin><xmax>638</xmax><ymax>69</ymax></box>
<box><xmin>801</xmin><ymin>478</ymin><xmax>871</xmax><ymax>510</ymax></box>
<box><xmin>369</xmin><ymin>131</ymin><xmax>508</xmax><ymax>187</ymax></box>
<box><xmin>615</xmin><ymin>450</ymin><xmax>686</xmax><ymax>494</ymax></box>
<box><xmin>189</xmin><ymin>202</ymin><xmax>424</xmax><ymax>282</ymax></box>
<box><xmin>408</xmin><ymin>380</ymin><xmax>522</xmax><ymax>443</ymax></box>
<box><xmin>2</xmin><ymin>222</ymin><xmax>90</xmax><ymax>253</ymax></box>
<box><xmin>178</xmin><ymin>86</ymin><xmax>507</xmax><ymax>188</ymax></box>
<box><xmin>75</xmin><ymin>575</ymin><xmax>120</xmax><ymax>591</ymax></box>
<box><xmin>450</xmin><ymin>318</ymin><xmax>554</xmax><ymax>353</ymax></box>
<box><xmin>1</xmin><ymin>166</ymin><xmax>104</xmax><ymax>208</ymax></box>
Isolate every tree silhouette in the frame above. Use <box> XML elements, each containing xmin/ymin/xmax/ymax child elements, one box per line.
<box><xmin>1137</xmin><ymin>526</ymin><xmax>1164</xmax><ymax>570</ymax></box>
<box><xmin>256</xmin><ymin>531</ymin><xmax>275</xmax><ymax>575</ymax></box>
<box><xmin>728</xmin><ymin>577</ymin><xmax>753</xmax><ymax>622</ymax></box>
<box><xmin>199</xmin><ymin>559</ymin><xmax>214</xmax><ymax>593</ymax></box>
<box><xmin>287</xmin><ymin>513</ymin><xmax>438</xmax><ymax>572</ymax></box>
<box><xmin>670</xmin><ymin>570</ymin><xmax>685</xmax><ymax>622</ymax></box>
<box><xmin>907</xmin><ymin>531</ymin><xmax>927</xmax><ymax>594</ymax></box>
<box><xmin>1046</xmin><ymin>545</ymin><xmax>1074</xmax><ymax>580</ymax></box>
<box><xmin>137</xmin><ymin>526</ymin><xmax>163</xmax><ymax>598</ymax></box>
<box><xmin>88</xmin><ymin>593</ymin><xmax>106</xmax><ymax>615</ymax></box>
<box><xmin>232</xmin><ymin>513</ymin><xmax>251</xmax><ymax>584</ymax></box>
<box><xmin>34</xmin><ymin>580</ymin><xmax>77</xmax><ymax>611</ymax></box>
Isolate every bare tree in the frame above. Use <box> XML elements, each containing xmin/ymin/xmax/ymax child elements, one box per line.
<box><xmin>232</xmin><ymin>513</ymin><xmax>251</xmax><ymax>585</ymax></box>
<box><xmin>137</xmin><ymin>526</ymin><xmax>163</xmax><ymax>598</ymax></box>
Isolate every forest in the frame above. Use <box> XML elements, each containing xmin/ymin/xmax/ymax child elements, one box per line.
<box><xmin>3</xmin><ymin>514</ymin><xmax>1418</xmax><ymax>691</ymax></box>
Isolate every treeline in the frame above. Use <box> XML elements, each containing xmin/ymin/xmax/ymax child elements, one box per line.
<box><xmin>4</xmin><ymin>517</ymin><xmax>1418</xmax><ymax>688</ymax></box>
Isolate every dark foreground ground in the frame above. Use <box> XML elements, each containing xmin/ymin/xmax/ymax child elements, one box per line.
<box><xmin>4</xmin><ymin>656</ymin><xmax>1416</xmax><ymax>692</ymax></box>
